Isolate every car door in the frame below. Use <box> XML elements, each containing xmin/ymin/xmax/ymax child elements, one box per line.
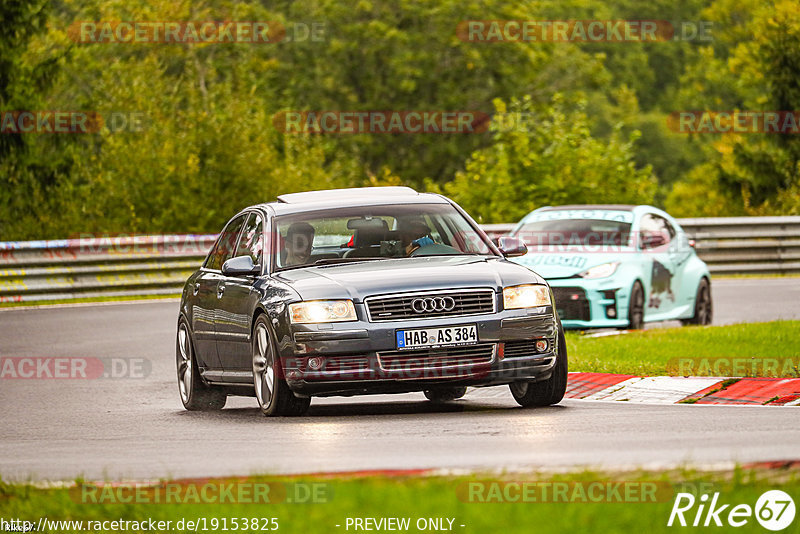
<box><xmin>189</xmin><ymin>215</ymin><xmax>246</xmax><ymax>370</ymax></box>
<box><xmin>639</xmin><ymin>213</ymin><xmax>678</xmax><ymax>317</ymax></box>
<box><xmin>215</xmin><ymin>211</ymin><xmax>266</xmax><ymax>373</ymax></box>
<box><xmin>189</xmin><ymin>269</ymin><xmax>224</xmax><ymax>371</ymax></box>
<box><xmin>195</xmin><ymin>214</ymin><xmax>247</xmax><ymax>372</ymax></box>
<box><xmin>664</xmin><ymin>216</ymin><xmax>694</xmax><ymax>317</ymax></box>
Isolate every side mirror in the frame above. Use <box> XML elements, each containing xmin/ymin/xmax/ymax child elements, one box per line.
<box><xmin>497</xmin><ymin>236</ymin><xmax>528</xmax><ymax>258</ymax></box>
<box><xmin>222</xmin><ymin>255</ymin><xmax>261</xmax><ymax>276</ymax></box>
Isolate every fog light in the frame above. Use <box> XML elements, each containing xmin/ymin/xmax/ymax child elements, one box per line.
<box><xmin>307</xmin><ymin>356</ymin><xmax>326</xmax><ymax>370</ymax></box>
<box><xmin>535</xmin><ymin>339</ymin><xmax>548</xmax><ymax>352</ymax></box>
<box><xmin>607</xmin><ymin>307</ymin><xmax>617</xmax><ymax>318</ymax></box>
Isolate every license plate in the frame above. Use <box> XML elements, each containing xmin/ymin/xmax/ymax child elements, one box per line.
<box><xmin>396</xmin><ymin>324</ymin><xmax>478</xmax><ymax>350</ymax></box>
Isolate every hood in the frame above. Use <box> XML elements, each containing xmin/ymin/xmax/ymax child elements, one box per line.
<box><xmin>513</xmin><ymin>248</ymin><xmax>630</xmax><ymax>279</ymax></box>
<box><xmin>274</xmin><ymin>256</ymin><xmax>545</xmax><ymax>301</ymax></box>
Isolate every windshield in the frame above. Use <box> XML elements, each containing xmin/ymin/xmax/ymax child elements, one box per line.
<box><xmin>272</xmin><ymin>203</ymin><xmax>495</xmax><ymax>271</ymax></box>
<box><xmin>515</xmin><ymin>218</ymin><xmax>632</xmax><ymax>247</ymax></box>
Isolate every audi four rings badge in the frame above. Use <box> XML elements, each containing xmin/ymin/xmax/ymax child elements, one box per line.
<box><xmin>411</xmin><ymin>297</ymin><xmax>456</xmax><ymax>313</ymax></box>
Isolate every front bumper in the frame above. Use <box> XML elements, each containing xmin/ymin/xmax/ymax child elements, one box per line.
<box><xmin>280</xmin><ymin>302</ymin><xmax>559</xmax><ymax>396</ymax></box>
<box><xmin>548</xmin><ymin>278</ymin><xmax>632</xmax><ymax>329</ymax></box>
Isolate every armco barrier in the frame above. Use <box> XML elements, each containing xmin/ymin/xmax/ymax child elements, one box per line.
<box><xmin>484</xmin><ymin>216</ymin><xmax>800</xmax><ymax>275</ymax></box>
<box><xmin>0</xmin><ymin>235</ymin><xmax>216</xmax><ymax>303</ymax></box>
<box><xmin>1</xmin><ymin>217</ymin><xmax>798</xmax><ymax>303</ymax></box>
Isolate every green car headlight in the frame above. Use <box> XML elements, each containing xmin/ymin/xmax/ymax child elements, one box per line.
<box><xmin>578</xmin><ymin>262</ymin><xmax>620</xmax><ymax>279</ymax></box>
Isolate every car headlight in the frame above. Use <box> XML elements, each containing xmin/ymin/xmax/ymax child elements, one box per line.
<box><xmin>289</xmin><ymin>300</ymin><xmax>357</xmax><ymax>324</ymax></box>
<box><xmin>503</xmin><ymin>284</ymin><xmax>551</xmax><ymax>310</ymax></box>
<box><xmin>578</xmin><ymin>262</ymin><xmax>620</xmax><ymax>279</ymax></box>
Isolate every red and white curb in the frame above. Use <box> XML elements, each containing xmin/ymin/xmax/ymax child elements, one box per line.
<box><xmin>565</xmin><ymin>373</ymin><xmax>800</xmax><ymax>405</ymax></box>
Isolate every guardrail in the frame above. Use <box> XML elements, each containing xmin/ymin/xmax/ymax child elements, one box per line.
<box><xmin>1</xmin><ymin>217</ymin><xmax>798</xmax><ymax>303</ymax></box>
<box><xmin>0</xmin><ymin>235</ymin><xmax>216</xmax><ymax>303</ymax></box>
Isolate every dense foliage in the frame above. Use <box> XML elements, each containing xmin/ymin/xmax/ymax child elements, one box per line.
<box><xmin>1</xmin><ymin>0</ymin><xmax>797</xmax><ymax>239</ymax></box>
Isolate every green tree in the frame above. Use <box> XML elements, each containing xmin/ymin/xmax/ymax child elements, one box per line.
<box><xmin>668</xmin><ymin>0</ymin><xmax>800</xmax><ymax>215</ymax></box>
<box><xmin>438</xmin><ymin>96</ymin><xmax>656</xmax><ymax>223</ymax></box>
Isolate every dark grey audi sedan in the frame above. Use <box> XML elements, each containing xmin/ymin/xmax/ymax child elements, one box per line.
<box><xmin>176</xmin><ymin>187</ymin><xmax>567</xmax><ymax>416</ymax></box>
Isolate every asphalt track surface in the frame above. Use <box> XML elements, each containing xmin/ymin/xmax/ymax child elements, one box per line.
<box><xmin>0</xmin><ymin>278</ymin><xmax>798</xmax><ymax>482</ymax></box>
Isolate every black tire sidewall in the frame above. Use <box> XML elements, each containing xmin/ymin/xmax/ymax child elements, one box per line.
<box><xmin>252</xmin><ymin>315</ymin><xmax>310</xmax><ymax>417</ymax></box>
<box><xmin>253</xmin><ymin>315</ymin><xmax>280</xmax><ymax>415</ymax></box>
<box><xmin>628</xmin><ymin>281</ymin><xmax>644</xmax><ymax>330</ymax></box>
<box><xmin>177</xmin><ymin>317</ymin><xmax>226</xmax><ymax>410</ymax></box>
<box><xmin>510</xmin><ymin>324</ymin><xmax>568</xmax><ymax>407</ymax></box>
<box><xmin>693</xmin><ymin>278</ymin><xmax>712</xmax><ymax>325</ymax></box>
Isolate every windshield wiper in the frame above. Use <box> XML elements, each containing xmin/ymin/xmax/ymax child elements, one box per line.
<box><xmin>313</xmin><ymin>257</ymin><xmax>388</xmax><ymax>266</ymax></box>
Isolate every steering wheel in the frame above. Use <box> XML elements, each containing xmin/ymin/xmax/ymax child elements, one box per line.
<box><xmin>409</xmin><ymin>243</ymin><xmax>462</xmax><ymax>257</ymax></box>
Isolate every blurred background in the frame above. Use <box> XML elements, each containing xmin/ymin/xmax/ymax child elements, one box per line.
<box><xmin>2</xmin><ymin>0</ymin><xmax>799</xmax><ymax>241</ymax></box>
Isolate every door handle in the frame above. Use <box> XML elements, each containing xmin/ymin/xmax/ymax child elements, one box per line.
<box><xmin>217</xmin><ymin>283</ymin><xmax>225</xmax><ymax>298</ymax></box>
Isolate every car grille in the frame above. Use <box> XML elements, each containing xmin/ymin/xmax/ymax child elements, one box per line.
<box><xmin>365</xmin><ymin>289</ymin><xmax>495</xmax><ymax>322</ymax></box>
<box><xmin>552</xmin><ymin>287</ymin><xmax>591</xmax><ymax>321</ymax></box>
<box><xmin>503</xmin><ymin>339</ymin><xmax>555</xmax><ymax>358</ymax></box>
<box><xmin>376</xmin><ymin>344</ymin><xmax>495</xmax><ymax>372</ymax></box>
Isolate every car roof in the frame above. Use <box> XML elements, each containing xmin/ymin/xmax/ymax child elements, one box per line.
<box><xmin>253</xmin><ymin>187</ymin><xmax>450</xmax><ymax>216</ymax></box>
<box><xmin>536</xmin><ymin>204</ymin><xmax>637</xmax><ymax>212</ymax></box>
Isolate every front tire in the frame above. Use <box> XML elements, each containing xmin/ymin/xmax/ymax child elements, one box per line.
<box><xmin>252</xmin><ymin>316</ymin><xmax>310</xmax><ymax>417</ymax></box>
<box><xmin>626</xmin><ymin>281</ymin><xmax>645</xmax><ymax>330</ymax></box>
<box><xmin>682</xmin><ymin>278</ymin><xmax>712</xmax><ymax>326</ymax></box>
<box><xmin>510</xmin><ymin>327</ymin><xmax>568</xmax><ymax>407</ymax></box>
<box><xmin>424</xmin><ymin>387</ymin><xmax>467</xmax><ymax>402</ymax></box>
<box><xmin>176</xmin><ymin>318</ymin><xmax>226</xmax><ymax>411</ymax></box>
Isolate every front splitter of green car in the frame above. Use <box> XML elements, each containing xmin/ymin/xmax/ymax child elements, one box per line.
<box><xmin>545</xmin><ymin>276</ymin><xmax>633</xmax><ymax>329</ymax></box>
<box><xmin>511</xmin><ymin>249</ymin><xmax>644</xmax><ymax>329</ymax></box>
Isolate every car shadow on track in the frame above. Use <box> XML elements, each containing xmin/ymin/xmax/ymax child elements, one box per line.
<box><xmin>173</xmin><ymin>399</ymin><xmax>569</xmax><ymax>420</ymax></box>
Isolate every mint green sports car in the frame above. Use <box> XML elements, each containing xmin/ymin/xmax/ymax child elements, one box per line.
<box><xmin>509</xmin><ymin>205</ymin><xmax>712</xmax><ymax>330</ymax></box>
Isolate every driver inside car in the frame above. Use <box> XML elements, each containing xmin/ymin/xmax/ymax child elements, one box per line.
<box><xmin>399</xmin><ymin>220</ymin><xmax>435</xmax><ymax>256</ymax></box>
<box><xmin>283</xmin><ymin>222</ymin><xmax>315</xmax><ymax>266</ymax></box>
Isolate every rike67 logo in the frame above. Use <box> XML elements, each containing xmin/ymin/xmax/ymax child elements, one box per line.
<box><xmin>668</xmin><ymin>490</ymin><xmax>796</xmax><ymax>530</ymax></box>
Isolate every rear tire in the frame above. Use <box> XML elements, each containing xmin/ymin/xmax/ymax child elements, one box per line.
<box><xmin>510</xmin><ymin>327</ymin><xmax>568</xmax><ymax>407</ymax></box>
<box><xmin>424</xmin><ymin>387</ymin><xmax>467</xmax><ymax>402</ymax></box>
<box><xmin>176</xmin><ymin>318</ymin><xmax>227</xmax><ymax>411</ymax></box>
<box><xmin>252</xmin><ymin>315</ymin><xmax>311</xmax><ymax>417</ymax></box>
<box><xmin>682</xmin><ymin>278</ymin><xmax>712</xmax><ymax>326</ymax></box>
<box><xmin>626</xmin><ymin>281</ymin><xmax>645</xmax><ymax>330</ymax></box>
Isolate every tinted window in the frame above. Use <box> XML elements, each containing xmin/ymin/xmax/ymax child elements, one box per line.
<box><xmin>205</xmin><ymin>214</ymin><xmax>247</xmax><ymax>270</ymax></box>
<box><xmin>639</xmin><ymin>214</ymin><xmax>672</xmax><ymax>249</ymax></box>
<box><xmin>514</xmin><ymin>219</ymin><xmax>632</xmax><ymax>247</ymax></box>
<box><xmin>235</xmin><ymin>212</ymin><xmax>265</xmax><ymax>266</ymax></box>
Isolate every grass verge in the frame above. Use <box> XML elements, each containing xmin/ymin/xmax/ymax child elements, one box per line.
<box><xmin>567</xmin><ymin>321</ymin><xmax>800</xmax><ymax>377</ymax></box>
<box><xmin>1</xmin><ymin>468</ymin><xmax>798</xmax><ymax>534</ymax></box>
